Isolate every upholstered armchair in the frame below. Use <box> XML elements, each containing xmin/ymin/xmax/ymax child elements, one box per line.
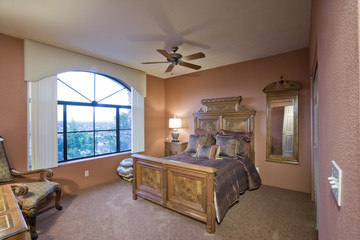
<box><xmin>0</xmin><ymin>138</ymin><xmax>62</xmax><ymax>240</ymax></box>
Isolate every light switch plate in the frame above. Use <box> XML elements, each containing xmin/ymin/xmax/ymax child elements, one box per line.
<box><xmin>329</xmin><ymin>160</ymin><xmax>342</xmax><ymax>206</ymax></box>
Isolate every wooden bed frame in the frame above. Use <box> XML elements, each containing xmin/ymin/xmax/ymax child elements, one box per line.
<box><xmin>132</xmin><ymin>96</ymin><xmax>256</xmax><ymax>233</ymax></box>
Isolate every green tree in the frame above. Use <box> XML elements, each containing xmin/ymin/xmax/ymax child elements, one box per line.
<box><xmin>67</xmin><ymin>120</ymin><xmax>94</xmax><ymax>159</ymax></box>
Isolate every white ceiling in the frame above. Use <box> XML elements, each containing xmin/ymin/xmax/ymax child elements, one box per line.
<box><xmin>0</xmin><ymin>0</ymin><xmax>311</xmax><ymax>79</ymax></box>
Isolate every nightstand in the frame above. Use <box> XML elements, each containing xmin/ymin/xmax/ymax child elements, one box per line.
<box><xmin>164</xmin><ymin>141</ymin><xmax>188</xmax><ymax>157</ymax></box>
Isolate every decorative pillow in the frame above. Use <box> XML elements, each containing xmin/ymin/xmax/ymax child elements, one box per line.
<box><xmin>185</xmin><ymin>135</ymin><xmax>208</xmax><ymax>153</ymax></box>
<box><xmin>194</xmin><ymin>129</ymin><xmax>216</xmax><ymax>146</ymax></box>
<box><xmin>237</xmin><ymin>136</ymin><xmax>251</xmax><ymax>158</ymax></box>
<box><xmin>120</xmin><ymin>158</ymin><xmax>133</xmax><ymax>167</ymax></box>
<box><xmin>215</xmin><ymin>135</ymin><xmax>238</xmax><ymax>158</ymax></box>
<box><xmin>204</xmin><ymin>135</ymin><xmax>216</xmax><ymax>146</ymax></box>
<box><xmin>193</xmin><ymin>144</ymin><xmax>220</xmax><ymax>160</ymax></box>
<box><xmin>218</xmin><ymin>130</ymin><xmax>253</xmax><ymax>158</ymax></box>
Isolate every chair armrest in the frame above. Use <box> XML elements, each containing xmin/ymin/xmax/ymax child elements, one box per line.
<box><xmin>9</xmin><ymin>183</ymin><xmax>28</xmax><ymax>206</ymax></box>
<box><xmin>9</xmin><ymin>183</ymin><xmax>28</xmax><ymax>196</ymax></box>
<box><xmin>11</xmin><ymin>168</ymin><xmax>54</xmax><ymax>182</ymax></box>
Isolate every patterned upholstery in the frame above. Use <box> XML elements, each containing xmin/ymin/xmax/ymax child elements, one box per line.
<box><xmin>0</xmin><ymin>138</ymin><xmax>14</xmax><ymax>183</ymax></box>
<box><xmin>17</xmin><ymin>182</ymin><xmax>60</xmax><ymax>210</ymax></box>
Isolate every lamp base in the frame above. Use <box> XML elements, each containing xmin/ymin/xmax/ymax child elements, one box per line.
<box><xmin>171</xmin><ymin>130</ymin><xmax>179</xmax><ymax>142</ymax></box>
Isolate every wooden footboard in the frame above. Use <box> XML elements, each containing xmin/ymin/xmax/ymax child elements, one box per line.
<box><xmin>132</xmin><ymin>154</ymin><xmax>217</xmax><ymax>233</ymax></box>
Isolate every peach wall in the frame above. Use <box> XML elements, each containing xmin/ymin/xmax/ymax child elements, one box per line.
<box><xmin>52</xmin><ymin>153</ymin><xmax>131</xmax><ymax>193</ymax></box>
<box><xmin>165</xmin><ymin>48</ymin><xmax>311</xmax><ymax>193</ymax></box>
<box><xmin>0</xmin><ymin>33</ymin><xmax>27</xmax><ymax>171</ymax></box>
<box><xmin>310</xmin><ymin>0</ymin><xmax>360</xmax><ymax>239</ymax></box>
<box><xmin>0</xmin><ymin>33</ymin><xmax>166</xmax><ymax>195</ymax></box>
<box><xmin>143</xmin><ymin>74</ymin><xmax>166</xmax><ymax>157</ymax></box>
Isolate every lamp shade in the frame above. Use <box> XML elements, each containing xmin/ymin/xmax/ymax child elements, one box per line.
<box><xmin>169</xmin><ymin>117</ymin><xmax>182</xmax><ymax>129</ymax></box>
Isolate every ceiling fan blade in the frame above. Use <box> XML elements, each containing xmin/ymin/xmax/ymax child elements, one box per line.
<box><xmin>142</xmin><ymin>61</ymin><xmax>168</xmax><ymax>64</ymax></box>
<box><xmin>181</xmin><ymin>52</ymin><xmax>205</xmax><ymax>61</ymax></box>
<box><xmin>179</xmin><ymin>61</ymin><xmax>201</xmax><ymax>70</ymax></box>
<box><xmin>165</xmin><ymin>64</ymin><xmax>174</xmax><ymax>73</ymax></box>
<box><xmin>157</xmin><ymin>49</ymin><xmax>174</xmax><ymax>61</ymax></box>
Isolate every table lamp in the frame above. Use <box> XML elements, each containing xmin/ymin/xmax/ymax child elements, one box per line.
<box><xmin>169</xmin><ymin>116</ymin><xmax>182</xmax><ymax>142</ymax></box>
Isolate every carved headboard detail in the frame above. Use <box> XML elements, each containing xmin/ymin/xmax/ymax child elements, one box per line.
<box><xmin>193</xmin><ymin>96</ymin><xmax>256</xmax><ymax>162</ymax></box>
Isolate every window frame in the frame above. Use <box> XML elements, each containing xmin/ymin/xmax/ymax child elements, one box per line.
<box><xmin>57</xmin><ymin>72</ymin><xmax>131</xmax><ymax>163</ymax></box>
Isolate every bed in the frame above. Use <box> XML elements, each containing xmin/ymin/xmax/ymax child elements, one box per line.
<box><xmin>132</xmin><ymin>96</ymin><xmax>261</xmax><ymax>233</ymax></box>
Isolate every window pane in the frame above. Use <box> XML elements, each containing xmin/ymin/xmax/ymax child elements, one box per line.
<box><xmin>67</xmin><ymin>106</ymin><xmax>93</xmax><ymax>131</ymax></box>
<box><xmin>67</xmin><ymin>132</ymin><xmax>94</xmax><ymax>159</ymax></box>
<box><xmin>100</xmin><ymin>89</ymin><xmax>131</xmax><ymax>105</ymax></box>
<box><xmin>95</xmin><ymin>131</ymin><xmax>116</xmax><ymax>155</ymax></box>
<box><xmin>119</xmin><ymin>109</ymin><xmax>131</xmax><ymax>129</ymax></box>
<box><xmin>56</xmin><ymin>71</ymin><xmax>132</xmax><ymax>161</ymax></box>
<box><xmin>58</xmin><ymin>71</ymin><xmax>94</xmax><ymax>101</ymax></box>
<box><xmin>119</xmin><ymin>130</ymin><xmax>131</xmax><ymax>151</ymax></box>
<box><xmin>95</xmin><ymin>75</ymin><xmax>125</xmax><ymax>102</ymax></box>
<box><xmin>58</xmin><ymin>133</ymin><xmax>64</xmax><ymax>162</ymax></box>
<box><xmin>58</xmin><ymin>105</ymin><xmax>63</xmax><ymax>132</ymax></box>
<box><xmin>95</xmin><ymin>107</ymin><xmax>116</xmax><ymax>130</ymax></box>
<box><xmin>57</xmin><ymin>80</ymin><xmax>91</xmax><ymax>103</ymax></box>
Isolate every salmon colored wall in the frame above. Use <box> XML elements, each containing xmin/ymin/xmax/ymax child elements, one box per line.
<box><xmin>143</xmin><ymin>74</ymin><xmax>166</xmax><ymax>157</ymax></box>
<box><xmin>310</xmin><ymin>0</ymin><xmax>360</xmax><ymax>239</ymax></box>
<box><xmin>0</xmin><ymin>33</ymin><xmax>166</xmax><ymax>194</ymax></box>
<box><xmin>165</xmin><ymin>48</ymin><xmax>311</xmax><ymax>193</ymax></box>
<box><xmin>52</xmin><ymin>153</ymin><xmax>131</xmax><ymax>193</ymax></box>
<box><xmin>0</xmin><ymin>33</ymin><xmax>27</xmax><ymax>171</ymax></box>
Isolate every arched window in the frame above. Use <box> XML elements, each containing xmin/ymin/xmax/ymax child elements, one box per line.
<box><xmin>57</xmin><ymin>71</ymin><xmax>131</xmax><ymax>162</ymax></box>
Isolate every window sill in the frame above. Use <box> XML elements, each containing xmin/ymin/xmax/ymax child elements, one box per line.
<box><xmin>58</xmin><ymin>151</ymin><xmax>131</xmax><ymax>166</ymax></box>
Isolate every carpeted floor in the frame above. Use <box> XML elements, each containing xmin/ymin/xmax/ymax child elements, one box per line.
<box><xmin>36</xmin><ymin>180</ymin><xmax>317</xmax><ymax>240</ymax></box>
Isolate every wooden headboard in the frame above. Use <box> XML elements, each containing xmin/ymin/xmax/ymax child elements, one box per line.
<box><xmin>192</xmin><ymin>96</ymin><xmax>256</xmax><ymax>162</ymax></box>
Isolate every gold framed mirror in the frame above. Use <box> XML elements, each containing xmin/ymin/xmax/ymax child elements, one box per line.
<box><xmin>263</xmin><ymin>77</ymin><xmax>302</xmax><ymax>164</ymax></box>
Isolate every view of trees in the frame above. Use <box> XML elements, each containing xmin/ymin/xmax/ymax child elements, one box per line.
<box><xmin>58</xmin><ymin>110</ymin><xmax>131</xmax><ymax>161</ymax></box>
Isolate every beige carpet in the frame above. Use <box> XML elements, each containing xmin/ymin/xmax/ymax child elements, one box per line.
<box><xmin>36</xmin><ymin>180</ymin><xmax>316</xmax><ymax>240</ymax></box>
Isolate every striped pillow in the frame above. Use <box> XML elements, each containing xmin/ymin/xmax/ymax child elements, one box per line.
<box><xmin>193</xmin><ymin>144</ymin><xmax>220</xmax><ymax>160</ymax></box>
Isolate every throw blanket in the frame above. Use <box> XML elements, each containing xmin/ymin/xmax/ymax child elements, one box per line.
<box><xmin>164</xmin><ymin>152</ymin><xmax>261</xmax><ymax>223</ymax></box>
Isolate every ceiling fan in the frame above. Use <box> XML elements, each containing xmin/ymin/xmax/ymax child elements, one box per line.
<box><xmin>142</xmin><ymin>47</ymin><xmax>205</xmax><ymax>73</ymax></box>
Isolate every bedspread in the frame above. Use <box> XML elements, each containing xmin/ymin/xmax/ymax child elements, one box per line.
<box><xmin>164</xmin><ymin>152</ymin><xmax>261</xmax><ymax>222</ymax></box>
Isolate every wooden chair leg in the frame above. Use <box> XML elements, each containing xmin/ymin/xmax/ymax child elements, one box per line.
<box><xmin>55</xmin><ymin>188</ymin><xmax>63</xmax><ymax>210</ymax></box>
<box><xmin>21</xmin><ymin>189</ymin><xmax>62</xmax><ymax>239</ymax></box>
<box><xmin>23</xmin><ymin>209</ymin><xmax>38</xmax><ymax>240</ymax></box>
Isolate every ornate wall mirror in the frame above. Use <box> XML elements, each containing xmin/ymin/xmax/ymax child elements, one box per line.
<box><xmin>263</xmin><ymin>76</ymin><xmax>302</xmax><ymax>164</ymax></box>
